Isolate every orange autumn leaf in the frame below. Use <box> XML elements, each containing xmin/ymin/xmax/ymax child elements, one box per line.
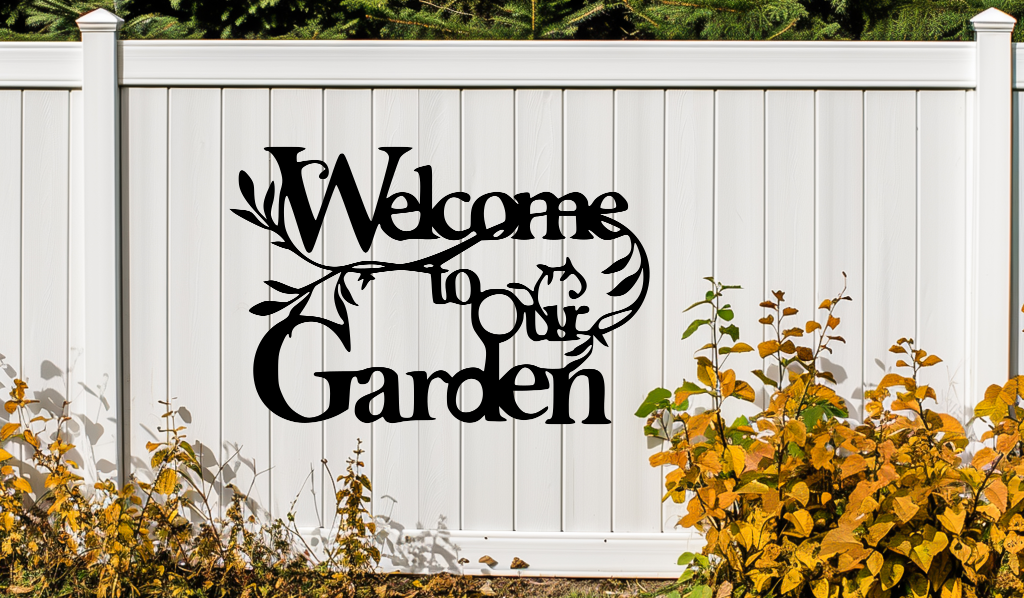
<box><xmin>893</xmin><ymin>495</ymin><xmax>920</xmax><ymax>523</ymax></box>
<box><xmin>758</xmin><ymin>340</ymin><xmax>780</xmax><ymax>359</ymax></box>
<box><xmin>986</xmin><ymin>479</ymin><xmax>1009</xmax><ymax>514</ymax></box>
<box><xmin>0</xmin><ymin>422</ymin><xmax>17</xmax><ymax>440</ymax></box>
<box><xmin>720</xmin><ymin>369</ymin><xmax>736</xmax><ymax>398</ymax></box>
<box><xmin>11</xmin><ymin>477</ymin><xmax>31</xmax><ymax>494</ymax></box>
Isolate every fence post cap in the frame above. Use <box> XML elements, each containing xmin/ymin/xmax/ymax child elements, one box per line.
<box><xmin>971</xmin><ymin>8</ymin><xmax>1016</xmax><ymax>32</ymax></box>
<box><xmin>76</xmin><ymin>8</ymin><xmax>123</xmax><ymax>33</ymax></box>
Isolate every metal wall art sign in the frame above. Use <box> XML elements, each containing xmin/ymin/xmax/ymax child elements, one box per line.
<box><xmin>234</xmin><ymin>147</ymin><xmax>650</xmax><ymax>425</ymax></box>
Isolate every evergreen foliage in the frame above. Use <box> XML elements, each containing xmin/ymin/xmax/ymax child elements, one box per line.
<box><xmin>620</xmin><ymin>0</ymin><xmax>838</xmax><ymax>40</ymax></box>
<box><xmin>0</xmin><ymin>0</ymin><xmax>1021</xmax><ymax>40</ymax></box>
<box><xmin>623</xmin><ymin>0</ymin><xmax>1024</xmax><ymax>40</ymax></box>
<box><xmin>1</xmin><ymin>0</ymin><xmax>195</xmax><ymax>40</ymax></box>
<box><xmin>357</xmin><ymin>0</ymin><xmax>611</xmax><ymax>39</ymax></box>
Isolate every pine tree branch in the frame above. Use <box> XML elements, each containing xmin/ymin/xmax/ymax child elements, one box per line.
<box><xmin>566</xmin><ymin>4</ymin><xmax>605</xmax><ymax>25</ymax></box>
<box><xmin>622</xmin><ymin>0</ymin><xmax>661</xmax><ymax>26</ymax></box>
<box><xmin>364</xmin><ymin>14</ymin><xmax>460</xmax><ymax>34</ymax></box>
<box><xmin>659</xmin><ymin>0</ymin><xmax>740</xmax><ymax>14</ymax></box>
<box><xmin>418</xmin><ymin>0</ymin><xmax>475</xmax><ymax>19</ymax></box>
<box><xmin>767</xmin><ymin>16</ymin><xmax>798</xmax><ymax>38</ymax></box>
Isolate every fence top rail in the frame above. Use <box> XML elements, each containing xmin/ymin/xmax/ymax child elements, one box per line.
<box><xmin>1012</xmin><ymin>43</ymin><xmax>1024</xmax><ymax>89</ymax></box>
<box><xmin>120</xmin><ymin>39</ymin><xmax>974</xmax><ymax>88</ymax></box>
<box><xmin>0</xmin><ymin>39</ymin><xmax>979</xmax><ymax>89</ymax></box>
<box><xmin>0</xmin><ymin>42</ymin><xmax>82</xmax><ymax>88</ymax></box>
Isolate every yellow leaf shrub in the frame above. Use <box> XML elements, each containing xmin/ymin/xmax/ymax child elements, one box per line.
<box><xmin>642</xmin><ymin>277</ymin><xmax>1024</xmax><ymax>598</ymax></box>
<box><xmin>0</xmin><ymin>366</ymin><xmax>380</xmax><ymax>597</ymax></box>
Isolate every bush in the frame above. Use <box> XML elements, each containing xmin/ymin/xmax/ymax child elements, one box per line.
<box><xmin>0</xmin><ymin>376</ymin><xmax>380</xmax><ymax>597</ymax></box>
<box><xmin>641</xmin><ymin>277</ymin><xmax>1024</xmax><ymax>598</ymax></box>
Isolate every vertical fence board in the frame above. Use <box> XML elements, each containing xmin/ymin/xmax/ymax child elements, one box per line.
<box><xmin>1017</xmin><ymin>90</ymin><xmax>1022</xmax><ymax>379</ymax></box>
<box><xmin>268</xmin><ymin>88</ymin><xmax>324</xmax><ymax>525</ymax></box>
<box><xmin>562</xmin><ymin>89</ymin><xmax>613</xmax><ymax>533</ymax></box>
<box><xmin>612</xmin><ymin>90</ymin><xmax>664</xmax><ymax>533</ymax></box>
<box><xmin>965</xmin><ymin>88</ymin><xmax>976</xmax><ymax>425</ymax></box>
<box><xmin>416</xmin><ymin>88</ymin><xmax>462</xmax><ymax>532</ymax></box>
<box><xmin>22</xmin><ymin>90</ymin><xmax>69</xmax><ymax>489</ymax></box>
<box><xmin>124</xmin><ymin>87</ymin><xmax>168</xmax><ymax>481</ymax></box>
<box><xmin>221</xmin><ymin>88</ymin><xmax>271</xmax><ymax>514</ymax></box>
<box><xmin>168</xmin><ymin>88</ymin><xmax>222</xmax><ymax>515</ymax></box>
<box><xmin>514</xmin><ymin>89</ymin><xmax>563</xmax><ymax>532</ymax></box>
<box><xmin>1017</xmin><ymin>91</ymin><xmax>1024</xmax><ymax>381</ymax></box>
<box><xmin>918</xmin><ymin>91</ymin><xmax>967</xmax><ymax>420</ymax></box>
<box><xmin>371</xmin><ymin>88</ymin><xmax>420</xmax><ymax>529</ymax></box>
<box><xmin>68</xmin><ymin>89</ymin><xmax>85</xmax><ymax>474</ymax></box>
<box><xmin>461</xmin><ymin>89</ymin><xmax>515</xmax><ymax>531</ymax></box>
<box><xmin>815</xmin><ymin>91</ymin><xmax>864</xmax><ymax>415</ymax></box>
<box><xmin>715</xmin><ymin>90</ymin><xmax>765</xmax><ymax>409</ymax></box>
<box><xmin>864</xmin><ymin>91</ymin><xmax>917</xmax><ymax>389</ymax></box>
<box><xmin>765</xmin><ymin>91</ymin><xmax>815</xmax><ymax>355</ymax></box>
<box><xmin>322</xmin><ymin>89</ymin><xmax>374</xmax><ymax>521</ymax></box>
<box><xmin>663</xmin><ymin>90</ymin><xmax>714</xmax><ymax>532</ymax></box>
<box><xmin>0</xmin><ymin>90</ymin><xmax>21</xmax><ymax>464</ymax></box>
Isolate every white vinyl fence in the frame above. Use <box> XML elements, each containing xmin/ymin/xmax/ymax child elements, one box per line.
<box><xmin>0</xmin><ymin>7</ymin><xmax>1021</xmax><ymax>577</ymax></box>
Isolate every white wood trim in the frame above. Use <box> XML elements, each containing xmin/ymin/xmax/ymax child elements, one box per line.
<box><xmin>300</xmin><ymin>528</ymin><xmax>699</xmax><ymax>578</ymax></box>
<box><xmin>117</xmin><ymin>40</ymin><xmax>976</xmax><ymax>89</ymax></box>
<box><xmin>0</xmin><ymin>43</ymin><xmax>82</xmax><ymax>88</ymax></box>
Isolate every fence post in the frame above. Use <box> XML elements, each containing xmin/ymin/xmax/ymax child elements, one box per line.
<box><xmin>971</xmin><ymin>9</ymin><xmax>1016</xmax><ymax>405</ymax></box>
<box><xmin>76</xmin><ymin>9</ymin><xmax>124</xmax><ymax>485</ymax></box>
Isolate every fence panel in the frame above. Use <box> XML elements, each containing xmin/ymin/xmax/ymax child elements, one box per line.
<box><xmin>109</xmin><ymin>80</ymin><xmax>997</xmax><ymax>573</ymax></box>
<box><xmin>2</xmin><ymin>18</ymin><xmax>1021</xmax><ymax>575</ymax></box>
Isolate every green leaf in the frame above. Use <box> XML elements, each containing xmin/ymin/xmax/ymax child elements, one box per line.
<box><xmin>787</xmin><ymin>442</ymin><xmax>806</xmax><ymax>458</ymax></box>
<box><xmin>719</xmin><ymin>324</ymin><xmax>739</xmax><ymax>342</ymax></box>
<box><xmin>678</xmin><ymin>569</ymin><xmax>695</xmax><ymax>582</ymax></box>
<box><xmin>683</xmin><ymin>299</ymin><xmax>710</xmax><ymax>313</ymax></box>
<box><xmin>687</xmin><ymin>585</ymin><xmax>712</xmax><ymax>598</ymax></box>
<box><xmin>682</xmin><ymin>319</ymin><xmax>710</xmax><ymax>340</ymax></box>
<box><xmin>677</xmin><ymin>552</ymin><xmax>695</xmax><ymax>566</ymax></box>
<box><xmin>643</xmin><ymin>425</ymin><xmax>662</xmax><ymax>438</ymax></box>
<box><xmin>718</xmin><ymin>308</ymin><xmax>735</xmax><ymax>322</ymax></box>
<box><xmin>676</xmin><ymin>381</ymin><xmax>703</xmax><ymax>393</ymax></box>
<box><xmin>802</xmin><ymin>405</ymin><xmax>825</xmax><ymax>429</ymax></box>
<box><xmin>636</xmin><ymin>387</ymin><xmax>672</xmax><ymax>417</ymax></box>
<box><xmin>751</xmin><ymin>369</ymin><xmax>779</xmax><ymax>388</ymax></box>
<box><xmin>667</xmin><ymin>592</ymin><xmax>680</xmax><ymax>598</ymax></box>
<box><xmin>729</xmin><ymin>415</ymin><xmax>750</xmax><ymax>429</ymax></box>
<box><xmin>823</xmin><ymin>404</ymin><xmax>850</xmax><ymax>419</ymax></box>
<box><xmin>694</xmin><ymin>554</ymin><xmax>710</xmax><ymax>568</ymax></box>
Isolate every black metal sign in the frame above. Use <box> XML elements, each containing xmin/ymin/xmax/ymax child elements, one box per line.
<box><xmin>234</xmin><ymin>147</ymin><xmax>649</xmax><ymax>425</ymax></box>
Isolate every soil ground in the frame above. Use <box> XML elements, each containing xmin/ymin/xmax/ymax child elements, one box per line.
<box><xmin>383</xmin><ymin>574</ymin><xmax>685</xmax><ymax>598</ymax></box>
